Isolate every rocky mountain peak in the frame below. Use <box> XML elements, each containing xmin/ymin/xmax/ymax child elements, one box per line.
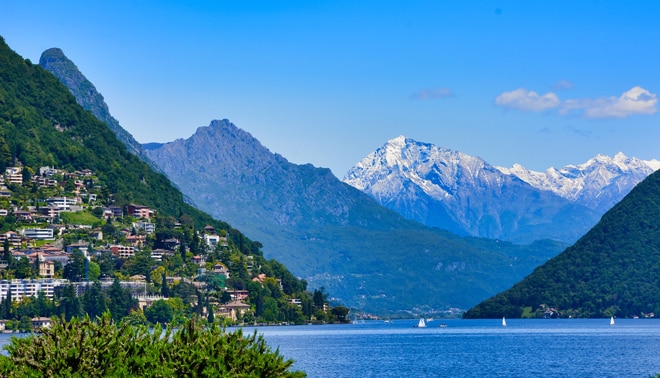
<box><xmin>344</xmin><ymin>136</ymin><xmax>658</xmax><ymax>243</ymax></box>
<box><xmin>39</xmin><ymin>48</ymin><xmax>159</xmax><ymax>171</ymax></box>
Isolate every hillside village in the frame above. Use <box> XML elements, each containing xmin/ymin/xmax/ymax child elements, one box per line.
<box><xmin>0</xmin><ymin>164</ymin><xmax>344</xmax><ymax>331</ymax></box>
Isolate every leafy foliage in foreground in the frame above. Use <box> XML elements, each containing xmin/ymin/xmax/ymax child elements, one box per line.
<box><xmin>464</xmin><ymin>170</ymin><xmax>660</xmax><ymax>319</ymax></box>
<box><xmin>0</xmin><ymin>314</ymin><xmax>305</xmax><ymax>377</ymax></box>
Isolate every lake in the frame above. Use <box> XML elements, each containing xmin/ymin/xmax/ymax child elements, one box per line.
<box><xmin>1</xmin><ymin>318</ymin><xmax>658</xmax><ymax>377</ymax></box>
<box><xmin>241</xmin><ymin>318</ymin><xmax>660</xmax><ymax>377</ymax></box>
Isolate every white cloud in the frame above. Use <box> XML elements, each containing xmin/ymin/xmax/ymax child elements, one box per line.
<box><xmin>495</xmin><ymin>86</ymin><xmax>657</xmax><ymax>119</ymax></box>
<box><xmin>553</xmin><ymin>80</ymin><xmax>574</xmax><ymax>90</ymax></box>
<box><xmin>563</xmin><ymin>86</ymin><xmax>657</xmax><ymax>119</ymax></box>
<box><xmin>411</xmin><ymin>87</ymin><xmax>454</xmax><ymax>100</ymax></box>
<box><xmin>494</xmin><ymin>88</ymin><xmax>560</xmax><ymax>112</ymax></box>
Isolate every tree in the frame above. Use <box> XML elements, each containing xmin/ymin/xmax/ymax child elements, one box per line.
<box><xmin>179</xmin><ymin>238</ymin><xmax>187</xmax><ymax>262</ymax></box>
<box><xmin>82</xmin><ymin>282</ymin><xmax>107</xmax><ymax>319</ymax></box>
<box><xmin>161</xmin><ymin>275</ymin><xmax>170</xmax><ymax>297</ymax></box>
<box><xmin>13</xmin><ymin>257</ymin><xmax>32</xmax><ymax>279</ymax></box>
<box><xmin>18</xmin><ymin>316</ymin><xmax>32</xmax><ymax>333</ymax></box>
<box><xmin>58</xmin><ymin>284</ymin><xmax>82</xmax><ymax>321</ymax></box>
<box><xmin>2</xmin><ymin>289</ymin><xmax>12</xmax><ymax>319</ymax></box>
<box><xmin>95</xmin><ymin>253</ymin><xmax>115</xmax><ymax>278</ymax></box>
<box><xmin>330</xmin><ymin>306</ymin><xmax>350</xmax><ymax>323</ymax></box>
<box><xmin>2</xmin><ymin>239</ymin><xmax>11</xmax><ymax>264</ymax></box>
<box><xmin>313</xmin><ymin>287</ymin><xmax>328</xmax><ymax>309</ymax></box>
<box><xmin>144</xmin><ymin>300</ymin><xmax>173</xmax><ymax>324</ymax></box>
<box><xmin>122</xmin><ymin>249</ymin><xmax>152</xmax><ymax>277</ymax></box>
<box><xmin>107</xmin><ymin>278</ymin><xmax>137</xmax><ymax>321</ymax></box>
<box><xmin>63</xmin><ymin>250</ymin><xmax>86</xmax><ymax>281</ymax></box>
<box><xmin>207</xmin><ymin>299</ymin><xmax>215</xmax><ymax>324</ymax></box>
<box><xmin>220</xmin><ymin>290</ymin><xmax>232</xmax><ymax>304</ymax></box>
<box><xmin>33</xmin><ymin>291</ymin><xmax>55</xmax><ymax>318</ymax></box>
<box><xmin>0</xmin><ymin>134</ymin><xmax>12</xmax><ymax>172</ymax></box>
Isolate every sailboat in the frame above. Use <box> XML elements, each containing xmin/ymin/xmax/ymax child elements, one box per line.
<box><xmin>502</xmin><ymin>317</ymin><xmax>507</xmax><ymax>327</ymax></box>
<box><xmin>610</xmin><ymin>316</ymin><xmax>615</xmax><ymax>326</ymax></box>
<box><xmin>414</xmin><ymin>318</ymin><xmax>427</xmax><ymax>328</ymax></box>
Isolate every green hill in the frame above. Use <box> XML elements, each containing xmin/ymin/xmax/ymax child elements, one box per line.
<box><xmin>0</xmin><ymin>36</ymin><xmax>225</xmax><ymax>232</ymax></box>
<box><xmin>464</xmin><ymin>169</ymin><xmax>660</xmax><ymax>319</ymax></box>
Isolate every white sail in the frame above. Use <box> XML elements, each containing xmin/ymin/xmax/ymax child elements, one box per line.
<box><xmin>416</xmin><ymin>318</ymin><xmax>427</xmax><ymax>328</ymax></box>
<box><xmin>502</xmin><ymin>317</ymin><xmax>507</xmax><ymax>327</ymax></box>
<box><xmin>610</xmin><ymin>317</ymin><xmax>615</xmax><ymax>326</ymax></box>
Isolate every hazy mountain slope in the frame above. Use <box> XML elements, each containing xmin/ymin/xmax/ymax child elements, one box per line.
<box><xmin>142</xmin><ymin>120</ymin><xmax>566</xmax><ymax>313</ymax></box>
<box><xmin>464</xmin><ymin>169</ymin><xmax>660</xmax><ymax>318</ymax></box>
<box><xmin>38</xmin><ymin>48</ymin><xmax>159</xmax><ymax>171</ymax></box>
<box><xmin>344</xmin><ymin>136</ymin><xmax>600</xmax><ymax>244</ymax></box>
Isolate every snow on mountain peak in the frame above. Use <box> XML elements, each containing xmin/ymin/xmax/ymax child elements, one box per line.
<box><xmin>496</xmin><ymin>152</ymin><xmax>660</xmax><ymax>206</ymax></box>
<box><xmin>345</xmin><ymin>136</ymin><xmax>491</xmax><ymax>200</ymax></box>
<box><xmin>347</xmin><ymin>135</ymin><xmax>659</xmax><ymax>217</ymax></box>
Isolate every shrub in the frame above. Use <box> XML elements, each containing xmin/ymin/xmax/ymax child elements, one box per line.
<box><xmin>0</xmin><ymin>313</ymin><xmax>305</xmax><ymax>377</ymax></box>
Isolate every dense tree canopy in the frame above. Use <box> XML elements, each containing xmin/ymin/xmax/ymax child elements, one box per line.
<box><xmin>465</xmin><ymin>170</ymin><xmax>660</xmax><ymax>319</ymax></box>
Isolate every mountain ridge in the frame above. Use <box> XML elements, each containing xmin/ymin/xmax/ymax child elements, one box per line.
<box><xmin>343</xmin><ymin>136</ymin><xmax>658</xmax><ymax>243</ymax></box>
<box><xmin>140</xmin><ymin>119</ymin><xmax>566</xmax><ymax>313</ymax></box>
<box><xmin>497</xmin><ymin>151</ymin><xmax>660</xmax><ymax>211</ymax></box>
<box><xmin>38</xmin><ymin>47</ymin><xmax>160</xmax><ymax>172</ymax></box>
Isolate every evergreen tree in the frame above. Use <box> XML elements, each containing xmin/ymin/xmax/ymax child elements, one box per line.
<box><xmin>34</xmin><ymin>253</ymin><xmax>40</xmax><ymax>277</ymax></box>
<box><xmin>207</xmin><ymin>301</ymin><xmax>215</xmax><ymax>323</ymax></box>
<box><xmin>3</xmin><ymin>239</ymin><xmax>11</xmax><ymax>265</ymax></box>
<box><xmin>108</xmin><ymin>278</ymin><xmax>137</xmax><ymax>321</ymax></box>
<box><xmin>59</xmin><ymin>284</ymin><xmax>82</xmax><ymax>321</ymax></box>
<box><xmin>179</xmin><ymin>238</ymin><xmax>187</xmax><ymax>262</ymax></box>
<box><xmin>63</xmin><ymin>250</ymin><xmax>86</xmax><ymax>282</ymax></box>
<box><xmin>82</xmin><ymin>282</ymin><xmax>107</xmax><ymax>319</ymax></box>
<box><xmin>34</xmin><ymin>291</ymin><xmax>55</xmax><ymax>318</ymax></box>
<box><xmin>1</xmin><ymin>290</ymin><xmax>11</xmax><ymax>319</ymax></box>
<box><xmin>161</xmin><ymin>275</ymin><xmax>170</xmax><ymax>297</ymax></box>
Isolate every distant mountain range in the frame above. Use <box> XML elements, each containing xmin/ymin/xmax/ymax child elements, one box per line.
<box><xmin>465</xmin><ymin>168</ymin><xmax>660</xmax><ymax>318</ymax></box>
<box><xmin>50</xmin><ymin>47</ymin><xmax>660</xmax><ymax>315</ymax></box>
<box><xmin>344</xmin><ymin>136</ymin><xmax>659</xmax><ymax>244</ymax></box>
<box><xmin>140</xmin><ymin>120</ymin><xmax>565</xmax><ymax>313</ymax></box>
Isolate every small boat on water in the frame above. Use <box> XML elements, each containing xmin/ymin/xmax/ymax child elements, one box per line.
<box><xmin>439</xmin><ymin>323</ymin><xmax>447</xmax><ymax>328</ymax></box>
<box><xmin>413</xmin><ymin>318</ymin><xmax>427</xmax><ymax>328</ymax></box>
<box><xmin>610</xmin><ymin>316</ymin><xmax>615</xmax><ymax>326</ymax></box>
<box><xmin>502</xmin><ymin>317</ymin><xmax>507</xmax><ymax>327</ymax></box>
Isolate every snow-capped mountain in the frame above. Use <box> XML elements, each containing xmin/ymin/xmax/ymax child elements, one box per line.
<box><xmin>343</xmin><ymin>136</ymin><xmax>658</xmax><ymax>244</ymax></box>
<box><xmin>497</xmin><ymin>153</ymin><xmax>660</xmax><ymax>212</ymax></box>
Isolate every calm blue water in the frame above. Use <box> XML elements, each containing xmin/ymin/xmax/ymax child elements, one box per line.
<box><xmin>1</xmin><ymin>318</ymin><xmax>658</xmax><ymax>377</ymax></box>
<box><xmin>241</xmin><ymin>318</ymin><xmax>660</xmax><ymax>377</ymax></box>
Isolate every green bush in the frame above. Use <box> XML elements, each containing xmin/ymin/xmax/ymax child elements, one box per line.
<box><xmin>0</xmin><ymin>313</ymin><xmax>305</xmax><ymax>377</ymax></box>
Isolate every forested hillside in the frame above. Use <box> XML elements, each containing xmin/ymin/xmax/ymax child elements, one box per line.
<box><xmin>0</xmin><ymin>36</ymin><xmax>339</xmax><ymax>326</ymax></box>
<box><xmin>0</xmin><ymin>38</ymin><xmax>207</xmax><ymax>227</ymax></box>
<box><xmin>464</xmin><ymin>169</ymin><xmax>660</xmax><ymax>318</ymax></box>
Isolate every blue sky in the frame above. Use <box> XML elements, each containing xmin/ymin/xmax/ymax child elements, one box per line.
<box><xmin>2</xmin><ymin>1</ymin><xmax>659</xmax><ymax>177</ymax></box>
